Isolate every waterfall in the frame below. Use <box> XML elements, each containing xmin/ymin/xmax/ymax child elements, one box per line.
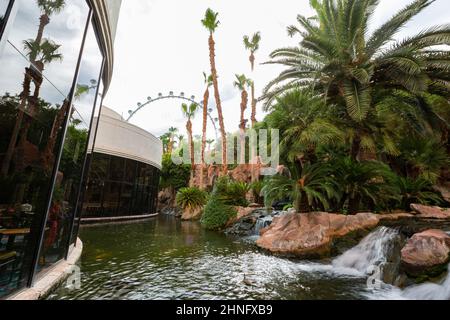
<box><xmin>254</xmin><ymin>216</ymin><xmax>273</xmax><ymax>235</ymax></box>
<box><xmin>401</xmin><ymin>268</ymin><xmax>450</xmax><ymax>300</ymax></box>
<box><xmin>332</xmin><ymin>227</ymin><xmax>400</xmax><ymax>276</ymax></box>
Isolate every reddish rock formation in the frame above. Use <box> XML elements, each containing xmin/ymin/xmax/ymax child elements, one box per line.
<box><xmin>401</xmin><ymin>229</ymin><xmax>450</xmax><ymax>278</ymax></box>
<box><xmin>157</xmin><ymin>187</ymin><xmax>176</xmax><ymax>211</ymax></box>
<box><xmin>226</xmin><ymin>206</ymin><xmax>256</xmax><ymax>227</ymax></box>
<box><xmin>181</xmin><ymin>207</ymin><xmax>203</xmax><ymax>221</ymax></box>
<box><xmin>410</xmin><ymin>204</ymin><xmax>450</xmax><ymax>219</ymax></box>
<box><xmin>256</xmin><ymin>212</ymin><xmax>380</xmax><ymax>258</ymax></box>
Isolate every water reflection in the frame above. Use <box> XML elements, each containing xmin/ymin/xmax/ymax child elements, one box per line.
<box><xmin>0</xmin><ymin>0</ymin><xmax>91</xmax><ymax>298</ymax></box>
<box><xmin>49</xmin><ymin>216</ymin><xmax>371</xmax><ymax>300</ymax></box>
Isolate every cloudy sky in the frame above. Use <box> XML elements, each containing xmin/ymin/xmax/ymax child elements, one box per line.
<box><xmin>103</xmin><ymin>0</ymin><xmax>450</xmax><ymax>140</ymax></box>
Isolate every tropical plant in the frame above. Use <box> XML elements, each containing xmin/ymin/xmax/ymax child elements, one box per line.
<box><xmin>167</xmin><ymin>127</ymin><xmax>178</xmax><ymax>154</ymax></box>
<box><xmin>213</xmin><ymin>176</ymin><xmax>249</xmax><ymax>207</ymax></box>
<box><xmin>250</xmin><ymin>180</ymin><xmax>265</xmax><ymax>205</ymax></box>
<box><xmin>1</xmin><ymin>0</ymin><xmax>66</xmax><ymax>176</ymax></box>
<box><xmin>334</xmin><ymin>158</ymin><xmax>399</xmax><ymax>214</ymax></box>
<box><xmin>397</xmin><ymin>137</ymin><xmax>450</xmax><ymax>183</ymax></box>
<box><xmin>200</xmin><ymin>73</ymin><xmax>213</xmax><ymax>189</ymax></box>
<box><xmin>200</xmin><ymin>195</ymin><xmax>237</xmax><ymax>230</ymax></box>
<box><xmin>264</xmin><ymin>89</ymin><xmax>344</xmax><ymax>163</ymax></box>
<box><xmin>262</xmin><ymin>162</ymin><xmax>340</xmax><ymax>213</ymax></box>
<box><xmin>394</xmin><ymin>176</ymin><xmax>443</xmax><ymax>211</ymax></box>
<box><xmin>181</xmin><ymin>103</ymin><xmax>199</xmax><ymax>185</ymax></box>
<box><xmin>243</xmin><ymin>31</ymin><xmax>261</xmax><ymax>127</ymax></box>
<box><xmin>176</xmin><ymin>187</ymin><xmax>208</xmax><ymax>211</ymax></box>
<box><xmin>263</xmin><ymin>0</ymin><xmax>450</xmax><ymax>160</ymax></box>
<box><xmin>160</xmin><ymin>153</ymin><xmax>191</xmax><ymax>191</ymax></box>
<box><xmin>233</xmin><ymin>74</ymin><xmax>252</xmax><ymax>164</ymax></box>
<box><xmin>202</xmin><ymin>8</ymin><xmax>228</xmax><ymax>175</ymax></box>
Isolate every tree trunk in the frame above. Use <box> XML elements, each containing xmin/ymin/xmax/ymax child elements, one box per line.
<box><xmin>348</xmin><ymin>194</ymin><xmax>361</xmax><ymax>215</ymax></box>
<box><xmin>187</xmin><ymin>120</ymin><xmax>194</xmax><ymax>187</ymax></box>
<box><xmin>208</xmin><ymin>34</ymin><xmax>227</xmax><ymax>176</ymax></box>
<box><xmin>351</xmin><ymin>133</ymin><xmax>361</xmax><ymax>161</ymax></box>
<box><xmin>249</xmin><ymin>52</ymin><xmax>255</xmax><ymax>72</ymax></box>
<box><xmin>200</xmin><ymin>88</ymin><xmax>209</xmax><ymax>190</ymax></box>
<box><xmin>239</xmin><ymin>90</ymin><xmax>248</xmax><ymax>165</ymax></box>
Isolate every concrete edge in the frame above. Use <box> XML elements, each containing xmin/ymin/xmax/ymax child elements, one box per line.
<box><xmin>8</xmin><ymin>239</ymin><xmax>83</xmax><ymax>300</ymax></box>
<box><xmin>81</xmin><ymin>212</ymin><xmax>159</xmax><ymax>224</ymax></box>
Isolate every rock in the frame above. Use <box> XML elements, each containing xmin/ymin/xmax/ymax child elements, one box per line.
<box><xmin>161</xmin><ymin>207</ymin><xmax>182</xmax><ymax>217</ymax></box>
<box><xmin>378</xmin><ymin>213</ymin><xmax>415</xmax><ymax>221</ymax></box>
<box><xmin>226</xmin><ymin>207</ymin><xmax>256</xmax><ymax>227</ymax></box>
<box><xmin>401</xmin><ymin>229</ymin><xmax>450</xmax><ymax>279</ymax></box>
<box><xmin>181</xmin><ymin>207</ymin><xmax>203</xmax><ymax>221</ymax></box>
<box><xmin>256</xmin><ymin>212</ymin><xmax>380</xmax><ymax>258</ymax></box>
<box><xmin>410</xmin><ymin>204</ymin><xmax>450</xmax><ymax>219</ymax></box>
<box><xmin>157</xmin><ymin>187</ymin><xmax>176</xmax><ymax>211</ymax></box>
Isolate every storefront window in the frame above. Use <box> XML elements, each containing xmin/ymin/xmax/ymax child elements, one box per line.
<box><xmin>38</xmin><ymin>18</ymin><xmax>104</xmax><ymax>268</ymax></box>
<box><xmin>0</xmin><ymin>0</ymin><xmax>89</xmax><ymax>297</ymax></box>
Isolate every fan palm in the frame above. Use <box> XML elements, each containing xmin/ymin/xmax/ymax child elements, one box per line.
<box><xmin>244</xmin><ymin>32</ymin><xmax>261</xmax><ymax>127</ymax></box>
<box><xmin>167</xmin><ymin>127</ymin><xmax>178</xmax><ymax>154</ymax></box>
<box><xmin>262</xmin><ymin>162</ymin><xmax>340</xmax><ymax>213</ymax></box>
<box><xmin>263</xmin><ymin>0</ymin><xmax>450</xmax><ymax>160</ymax></box>
<box><xmin>234</xmin><ymin>74</ymin><xmax>253</xmax><ymax>164</ymax></box>
<box><xmin>202</xmin><ymin>8</ymin><xmax>227</xmax><ymax>176</ymax></box>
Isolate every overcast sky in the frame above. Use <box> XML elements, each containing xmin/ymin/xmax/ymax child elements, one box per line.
<box><xmin>103</xmin><ymin>0</ymin><xmax>450</xmax><ymax>140</ymax></box>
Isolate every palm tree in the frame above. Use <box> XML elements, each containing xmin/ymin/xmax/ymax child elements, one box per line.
<box><xmin>167</xmin><ymin>127</ymin><xmax>178</xmax><ymax>154</ymax></box>
<box><xmin>181</xmin><ymin>103</ymin><xmax>199</xmax><ymax>186</ymax></box>
<box><xmin>200</xmin><ymin>72</ymin><xmax>213</xmax><ymax>189</ymax></box>
<box><xmin>177</xmin><ymin>134</ymin><xmax>185</xmax><ymax>148</ymax></box>
<box><xmin>262</xmin><ymin>162</ymin><xmax>340</xmax><ymax>213</ymax></box>
<box><xmin>1</xmin><ymin>0</ymin><xmax>66</xmax><ymax>176</ymax></box>
<box><xmin>243</xmin><ymin>31</ymin><xmax>261</xmax><ymax>127</ymax></box>
<box><xmin>160</xmin><ymin>133</ymin><xmax>171</xmax><ymax>154</ymax></box>
<box><xmin>233</xmin><ymin>74</ymin><xmax>252</xmax><ymax>165</ymax></box>
<box><xmin>206</xmin><ymin>139</ymin><xmax>215</xmax><ymax>152</ymax></box>
<box><xmin>202</xmin><ymin>8</ymin><xmax>227</xmax><ymax>176</ymax></box>
<box><xmin>262</xmin><ymin>0</ymin><xmax>450</xmax><ymax>161</ymax></box>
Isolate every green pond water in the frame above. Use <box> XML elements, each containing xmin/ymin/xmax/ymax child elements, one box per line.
<box><xmin>48</xmin><ymin>215</ymin><xmax>381</xmax><ymax>300</ymax></box>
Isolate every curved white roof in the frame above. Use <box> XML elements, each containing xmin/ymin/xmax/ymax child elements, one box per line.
<box><xmin>88</xmin><ymin>106</ymin><xmax>163</xmax><ymax>169</ymax></box>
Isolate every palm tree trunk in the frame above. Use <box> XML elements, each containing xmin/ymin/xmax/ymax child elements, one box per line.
<box><xmin>239</xmin><ymin>90</ymin><xmax>248</xmax><ymax>165</ymax></box>
<box><xmin>187</xmin><ymin>120</ymin><xmax>194</xmax><ymax>187</ymax></box>
<box><xmin>200</xmin><ymin>89</ymin><xmax>209</xmax><ymax>190</ymax></box>
<box><xmin>208</xmin><ymin>34</ymin><xmax>227</xmax><ymax>176</ymax></box>
<box><xmin>351</xmin><ymin>133</ymin><xmax>361</xmax><ymax>161</ymax></box>
<box><xmin>1</xmin><ymin>14</ymin><xmax>49</xmax><ymax>176</ymax></box>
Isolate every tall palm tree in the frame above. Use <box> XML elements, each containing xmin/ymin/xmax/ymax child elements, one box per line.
<box><xmin>243</xmin><ymin>31</ymin><xmax>261</xmax><ymax>127</ymax></box>
<box><xmin>233</xmin><ymin>74</ymin><xmax>252</xmax><ymax>164</ymax></box>
<box><xmin>206</xmin><ymin>139</ymin><xmax>215</xmax><ymax>152</ymax></box>
<box><xmin>262</xmin><ymin>0</ymin><xmax>450</xmax><ymax>161</ymax></box>
<box><xmin>200</xmin><ymin>72</ymin><xmax>213</xmax><ymax>189</ymax></box>
<box><xmin>181</xmin><ymin>103</ymin><xmax>199</xmax><ymax>186</ymax></box>
<box><xmin>1</xmin><ymin>0</ymin><xmax>66</xmax><ymax>176</ymax></box>
<box><xmin>167</xmin><ymin>127</ymin><xmax>178</xmax><ymax>154</ymax></box>
<box><xmin>202</xmin><ymin>8</ymin><xmax>227</xmax><ymax>176</ymax></box>
<box><xmin>177</xmin><ymin>134</ymin><xmax>185</xmax><ymax>148</ymax></box>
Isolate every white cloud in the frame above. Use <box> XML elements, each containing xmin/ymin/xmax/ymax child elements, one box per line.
<box><xmin>104</xmin><ymin>0</ymin><xmax>450</xmax><ymax>139</ymax></box>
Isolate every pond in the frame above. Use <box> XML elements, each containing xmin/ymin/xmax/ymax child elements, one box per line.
<box><xmin>48</xmin><ymin>215</ymin><xmax>448</xmax><ymax>300</ymax></box>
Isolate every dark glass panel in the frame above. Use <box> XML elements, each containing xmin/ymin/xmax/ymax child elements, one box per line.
<box><xmin>39</xmin><ymin>18</ymin><xmax>104</xmax><ymax>259</ymax></box>
<box><xmin>0</xmin><ymin>0</ymin><xmax>89</xmax><ymax>297</ymax></box>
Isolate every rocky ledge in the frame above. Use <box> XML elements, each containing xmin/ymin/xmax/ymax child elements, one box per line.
<box><xmin>401</xmin><ymin>229</ymin><xmax>450</xmax><ymax>279</ymax></box>
<box><xmin>256</xmin><ymin>212</ymin><xmax>379</xmax><ymax>258</ymax></box>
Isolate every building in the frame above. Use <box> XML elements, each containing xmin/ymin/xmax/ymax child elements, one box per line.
<box><xmin>0</xmin><ymin>0</ymin><xmax>122</xmax><ymax>299</ymax></box>
<box><xmin>79</xmin><ymin>106</ymin><xmax>162</xmax><ymax>223</ymax></box>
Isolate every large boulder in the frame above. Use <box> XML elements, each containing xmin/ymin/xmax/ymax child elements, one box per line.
<box><xmin>401</xmin><ymin>229</ymin><xmax>450</xmax><ymax>279</ymax></box>
<box><xmin>256</xmin><ymin>212</ymin><xmax>380</xmax><ymax>258</ymax></box>
<box><xmin>410</xmin><ymin>204</ymin><xmax>450</xmax><ymax>219</ymax></box>
<box><xmin>181</xmin><ymin>207</ymin><xmax>203</xmax><ymax>221</ymax></box>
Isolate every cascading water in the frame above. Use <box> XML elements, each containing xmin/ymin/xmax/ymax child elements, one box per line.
<box><xmin>254</xmin><ymin>216</ymin><xmax>273</xmax><ymax>235</ymax></box>
<box><xmin>332</xmin><ymin>227</ymin><xmax>401</xmax><ymax>276</ymax></box>
<box><xmin>401</xmin><ymin>271</ymin><xmax>450</xmax><ymax>300</ymax></box>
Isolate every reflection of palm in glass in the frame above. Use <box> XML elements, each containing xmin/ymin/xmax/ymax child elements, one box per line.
<box><xmin>1</xmin><ymin>0</ymin><xmax>66</xmax><ymax>177</ymax></box>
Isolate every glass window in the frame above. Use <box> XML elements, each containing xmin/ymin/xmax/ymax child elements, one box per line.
<box><xmin>0</xmin><ymin>0</ymin><xmax>9</xmax><ymax>31</ymax></box>
<box><xmin>0</xmin><ymin>0</ymin><xmax>89</xmax><ymax>297</ymax></box>
<box><xmin>39</xmin><ymin>18</ymin><xmax>104</xmax><ymax>264</ymax></box>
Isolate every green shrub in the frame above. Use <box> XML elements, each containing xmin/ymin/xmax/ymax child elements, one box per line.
<box><xmin>176</xmin><ymin>187</ymin><xmax>208</xmax><ymax>210</ymax></box>
<box><xmin>160</xmin><ymin>153</ymin><xmax>191</xmax><ymax>191</ymax></box>
<box><xmin>394</xmin><ymin>176</ymin><xmax>443</xmax><ymax>211</ymax></box>
<box><xmin>201</xmin><ymin>196</ymin><xmax>237</xmax><ymax>230</ymax></box>
<box><xmin>214</xmin><ymin>177</ymin><xmax>249</xmax><ymax>207</ymax></box>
